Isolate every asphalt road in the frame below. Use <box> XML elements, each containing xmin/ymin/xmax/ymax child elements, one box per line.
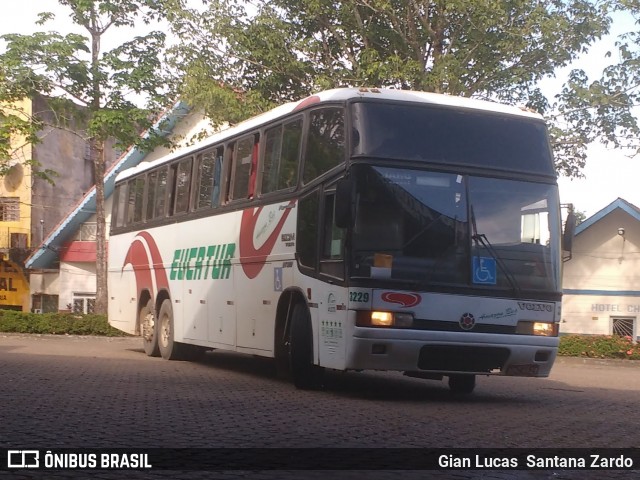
<box><xmin>1</xmin><ymin>333</ymin><xmax>639</xmax><ymax>480</ymax></box>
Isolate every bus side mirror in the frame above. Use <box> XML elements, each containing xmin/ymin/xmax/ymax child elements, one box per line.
<box><xmin>563</xmin><ymin>211</ymin><xmax>576</xmax><ymax>253</ymax></box>
<box><xmin>335</xmin><ymin>177</ymin><xmax>353</xmax><ymax>229</ymax></box>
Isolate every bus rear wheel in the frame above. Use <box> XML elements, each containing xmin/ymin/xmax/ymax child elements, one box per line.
<box><xmin>140</xmin><ymin>299</ymin><xmax>159</xmax><ymax>357</ymax></box>
<box><xmin>448</xmin><ymin>374</ymin><xmax>476</xmax><ymax>394</ymax></box>
<box><xmin>289</xmin><ymin>303</ymin><xmax>323</xmax><ymax>389</ymax></box>
<box><xmin>157</xmin><ymin>299</ymin><xmax>183</xmax><ymax>360</ymax></box>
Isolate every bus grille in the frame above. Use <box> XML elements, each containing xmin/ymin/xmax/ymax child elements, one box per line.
<box><xmin>412</xmin><ymin>319</ymin><xmax>516</xmax><ymax>334</ymax></box>
<box><xmin>418</xmin><ymin>345</ymin><xmax>510</xmax><ymax>373</ymax></box>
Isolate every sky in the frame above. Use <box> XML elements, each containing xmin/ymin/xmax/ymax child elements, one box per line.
<box><xmin>1</xmin><ymin>2</ymin><xmax>639</xmax><ymax>218</ymax></box>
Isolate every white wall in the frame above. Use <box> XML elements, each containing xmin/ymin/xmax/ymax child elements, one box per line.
<box><xmin>58</xmin><ymin>262</ymin><xmax>97</xmax><ymax>311</ymax></box>
<box><xmin>561</xmin><ymin>207</ymin><xmax>640</xmax><ymax>340</ymax></box>
<box><xmin>28</xmin><ymin>271</ymin><xmax>59</xmax><ymax>295</ymax></box>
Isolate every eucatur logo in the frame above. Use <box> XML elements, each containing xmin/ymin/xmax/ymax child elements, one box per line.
<box><xmin>381</xmin><ymin>292</ymin><xmax>422</xmax><ymax>308</ymax></box>
<box><xmin>239</xmin><ymin>200</ymin><xmax>296</xmax><ymax>279</ymax></box>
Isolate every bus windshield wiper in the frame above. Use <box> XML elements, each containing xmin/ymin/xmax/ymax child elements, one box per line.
<box><xmin>470</xmin><ymin>205</ymin><xmax>521</xmax><ymax>295</ymax></box>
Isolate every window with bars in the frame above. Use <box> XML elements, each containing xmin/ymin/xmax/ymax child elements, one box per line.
<box><xmin>0</xmin><ymin>197</ymin><xmax>19</xmax><ymax>221</ymax></box>
<box><xmin>76</xmin><ymin>223</ymin><xmax>97</xmax><ymax>241</ymax></box>
<box><xmin>612</xmin><ymin>317</ymin><xmax>636</xmax><ymax>340</ymax></box>
<box><xmin>73</xmin><ymin>294</ymin><xmax>96</xmax><ymax>314</ymax></box>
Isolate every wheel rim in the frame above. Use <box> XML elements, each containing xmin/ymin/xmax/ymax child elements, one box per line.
<box><xmin>160</xmin><ymin>313</ymin><xmax>170</xmax><ymax>348</ymax></box>
<box><xmin>142</xmin><ymin>310</ymin><xmax>154</xmax><ymax>342</ymax></box>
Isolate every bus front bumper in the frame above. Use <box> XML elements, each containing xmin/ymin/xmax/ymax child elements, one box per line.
<box><xmin>346</xmin><ymin>328</ymin><xmax>558</xmax><ymax>377</ymax></box>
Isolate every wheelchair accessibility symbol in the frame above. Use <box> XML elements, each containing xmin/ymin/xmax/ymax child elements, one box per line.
<box><xmin>274</xmin><ymin>267</ymin><xmax>283</xmax><ymax>291</ymax></box>
<box><xmin>472</xmin><ymin>256</ymin><xmax>496</xmax><ymax>285</ymax></box>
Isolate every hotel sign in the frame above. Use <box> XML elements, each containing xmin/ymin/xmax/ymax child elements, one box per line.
<box><xmin>591</xmin><ymin>304</ymin><xmax>640</xmax><ymax>313</ymax></box>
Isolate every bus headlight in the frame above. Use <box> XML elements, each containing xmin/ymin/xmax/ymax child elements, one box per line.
<box><xmin>371</xmin><ymin>311</ymin><xmax>393</xmax><ymax>326</ymax></box>
<box><xmin>516</xmin><ymin>321</ymin><xmax>559</xmax><ymax>337</ymax></box>
<box><xmin>356</xmin><ymin>311</ymin><xmax>414</xmax><ymax>328</ymax></box>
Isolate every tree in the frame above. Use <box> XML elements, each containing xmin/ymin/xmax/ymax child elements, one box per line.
<box><xmin>574</xmin><ymin>209</ymin><xmax>588</xmax><ymax>225</ymax></box>
<box><xmin>553</xmin><ymin>2</ymin><xmax>640</xmax><ymax>172</ymax></box>
<box><xmin>169</xmin><ymin>0</ymin><xmax>640</xmax><ymax>177</ymax></box>
<box><xmin>0</xmin><ymin>0</ymin><xmax>180</xmax><ymax>313</ymax></box>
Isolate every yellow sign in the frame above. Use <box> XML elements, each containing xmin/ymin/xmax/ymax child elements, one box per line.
<box><xmin>0</xmin><ymin>259</ymin><xmax>29</xmax><ymax>311</ymax></box>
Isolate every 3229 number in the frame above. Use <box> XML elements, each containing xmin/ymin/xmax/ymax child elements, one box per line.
<box><xmin>349</xmin><ymin>292</ymin><xmax>370</xmax><ymax>303</ymax></box>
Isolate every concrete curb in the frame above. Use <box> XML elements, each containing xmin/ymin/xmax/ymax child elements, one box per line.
<box><xmin>556</xmin><ymin>355</ymin><xmax>640</xmax><ymax>368</ymax></box>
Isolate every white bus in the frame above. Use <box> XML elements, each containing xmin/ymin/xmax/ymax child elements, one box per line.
<box><xmin>108</xmin><ymin>88</ymin><xmax>573</xmax><ymax>394</ymax></box>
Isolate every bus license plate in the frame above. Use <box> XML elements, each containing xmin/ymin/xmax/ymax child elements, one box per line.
<box><xmin>506</xmin><ymin>364</ymin><xmax>539</xmax><ymax>376</ymax></box>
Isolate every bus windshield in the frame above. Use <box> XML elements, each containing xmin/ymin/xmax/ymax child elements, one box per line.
<box><xmin>351</xmin><ymin>102</ymin><xmax>555</xmax><ymax>176</ymax></box>
<box><xmin>350</xmin><ymin>166</ymin><xmax>561</xmax><ymax>293</ymax></box>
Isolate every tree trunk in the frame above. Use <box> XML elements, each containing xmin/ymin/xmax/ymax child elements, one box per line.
<box><xmin>89</xmin><ymin>7</ymin><xmax>107</xmax><ymax>315</ymax></box>
<box><xmin>94</xmin><ymin>140</ymin><xmax>108</xmax><ymax>314</ymax></box>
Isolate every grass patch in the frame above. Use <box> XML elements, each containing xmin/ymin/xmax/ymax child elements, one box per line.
<box><xmin>558</xmin><ymin>334</ymin><xmax>640</xmax><ymax>360</ymax></box>
<box><xmin>0</xmin><ymin>310</ymin><xmax>127</xmax><ymax>337</ymax></box>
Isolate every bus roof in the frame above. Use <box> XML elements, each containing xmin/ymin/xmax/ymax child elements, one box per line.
<box><xmin>115</xmin><ymin>87</ymin><xmax>543</xmax><ymax>183</ymax></box>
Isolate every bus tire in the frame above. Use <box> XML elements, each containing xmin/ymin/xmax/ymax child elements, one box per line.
<box><xmin>140</xmin><ymin>299</ymin><xmax>160</xmax><ymax>357</ymax></box>
<box><xmin>448</xmin><ymin>374</ymin><xmax>476</xmax><ymax>394</ymax></box>
<box><xmin>289</xmin><ymin>303</ymin><xmax>323</xmax><ymax>389</ymax></box>
<box><xmin>157</xmin><ymin>299</ymin><xmax>183</xmax><ymax>360</ymax></box>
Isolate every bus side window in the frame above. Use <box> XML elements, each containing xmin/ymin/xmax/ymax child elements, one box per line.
<box><xmin>230</xmin><ymin>134</ymin><xmax>258</xmax><ymax>201</ymax></box>
<box><xmin>113</xmin><ymin>184</ymin><xmax>128</xmax><ymax>228</ymax></box>
<box><xmin>320</xmin><ymin>190</ymin><xmax>344</xmax><ymax>279</ymax></box>
<box><xmin>126</xmin><ymin>177</ymin><xmax>144</xmax><ymax>226</ymax></box>
<box><xmin>262</xmin><ymin>124</ymin><xmax>283</xmax><ymax>194</ymax></box>
<box><xmin>173</xmin><ymin>157</ymin><xmax>193</xmax><ymax>214</ymax></box>
<box><xmin>248</xmin><ymin>136</ymin><xmax>259</xmax><ymax>198</ymax></box>
<box><xmin>213</xmin><ymin>147</ymin><xmax>223</xmax><ymax>206</ymax></box>
<box><xmin>262</xmin><ymin>119</ymin><xmax>302</xmax><ymax>194</ymax></box>
<box><xmin>132</xmin><ymin>176</ymin><xmax>145</xmax><ymax>224</ymax></box>
<box><xmin>302</xmin><ymin>107</ymin><xmax>345</xmax><ymax>184</ymax></box>
<box><xmin>145</xmin><ymin>171</ymin><xmax>157</xmax><ymax>221</ymax></box>
<box><xmin>195</xmin><ymin>149</ymin><xmax>216</xmax><ymax>209</ymax></box>
<box><xmin>221</xmin><ymin>144</ymin><xmax>232</xmax><ymax>204</ymax></box>
<box><xmin>296</xmin><ymin>190</ymin><xmax>319</xmax><ymax>271</ymax></box>
<box><xmin>154</xmin><ymin>166</ymin><xmax>168</xmax><ymax>219</ymax></box>
<box><xmin>281</xmin><ymin>119</ymin><xmax>302</xmax><ymax>188</ymax></box>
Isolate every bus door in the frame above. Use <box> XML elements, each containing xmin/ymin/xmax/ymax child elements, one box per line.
<box><xmin>317</xmin><ymin>187</ymin><xmax>348</xmax><ymax>369</ymax></box>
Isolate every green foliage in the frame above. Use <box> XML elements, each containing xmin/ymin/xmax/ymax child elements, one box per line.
<box><xmin>0</xmin><ymin>311</ymin><xmax>126</xmax><ymax>337</ymax></box>
<box><xmin>559</xmin><ymin>334</ymin><xmax>640</xmax><ymax>360</ymax></box>
<box><xmin>0</xmin><ymin>0</ymin><xmax>181</xmax><ymax>165</ymax></box>
<box><xmin>0</xmin><ymin>0</ymin><xmax>184</xmax><ymax>314</ymax></box>
<box><xmin>574</xmin><ymin>210</ymin><xmax>588</xmax><ymax>225</ymax></box>
<box><xmin>168</xmin><ymin>0</ymin><xmax>640</xmax><ymax>178</ymax></box>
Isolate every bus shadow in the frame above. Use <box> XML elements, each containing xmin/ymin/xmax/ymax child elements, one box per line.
<box><xmin>198</xmin><ymin>349</ymin><xmax>285</xmax><ymax>381</ymax></box>
<box><xmin>191</xmin><ymin>349</ymin><xmax>534</xmax><ymax>404</ymax></box>
<box><xmin>319</xmin><ymin>370</ymin><xmax>523</xmax><ymax>403</ymax></box>
<box><xmin>125</xmin><ymin>347</ymin><xmax>568</xmax><ymax>404</ymax></box>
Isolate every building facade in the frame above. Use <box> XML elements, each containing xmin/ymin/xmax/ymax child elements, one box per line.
<box><xmin>1</xmin><ymin>94</ymin><xmax>118</xmax><ymax>311</ymax></box>
<box><xmin>561</xmin><ymin>198</ymin><xmax>640</xmax><ymax>341</ymax></box>
<box><xmin>25</xmin><ymin>103</ymin><xmax>212</xmax><ymax>313</ymax></box>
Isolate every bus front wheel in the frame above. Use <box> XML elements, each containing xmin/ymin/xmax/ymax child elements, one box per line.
<box><xmin>140</xmin><ymin>299</ymin><xmax>159</xmax><ymax>357</ymax></box>
<box><xmin>448</xmin><ymin>374</ymin><xmax>476</xmax><ymax>394</ymax></box>
<box><xmin>157</xmin><ymin>299</ymin><xmax>182</xmax><ymax>360</ymax></box>
<box><xmin>289</xmin><ymin>303</ymin><xmax>323</xmax><ymax>389</ymax></box>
